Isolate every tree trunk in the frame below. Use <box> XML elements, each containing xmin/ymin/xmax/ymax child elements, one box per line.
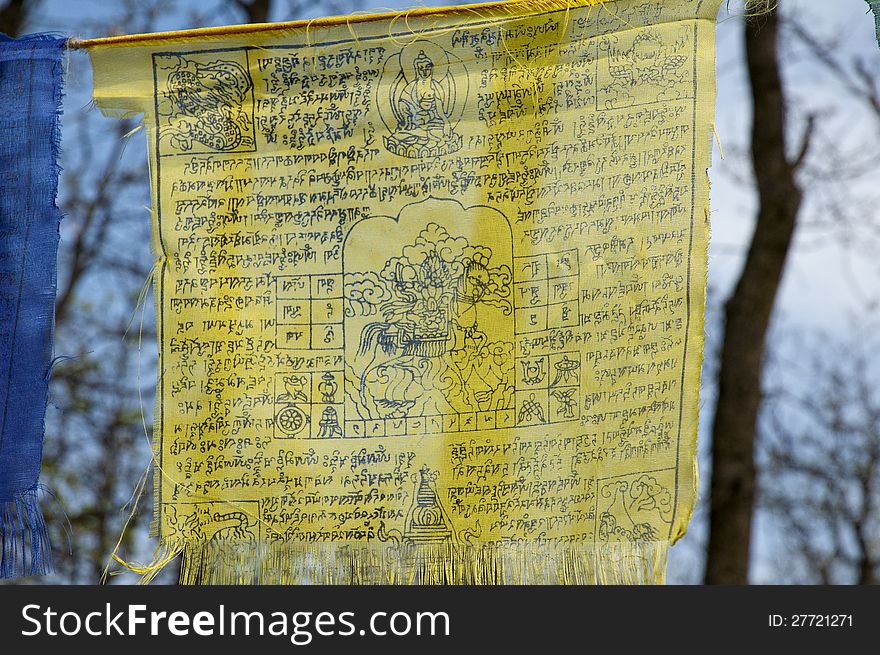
<box><xmin>704</xmin><ymin>7</ymin><xmax>806</xmax><ymax>584</ymax></box>
<box><xmin>234</xmin><ymin>0</ymin><xmax>271</xmax><ymax>24</ymax></box>
<box><xmin>0</xmin><ymin>0</ymin><xmax>33</xmax><ymax>36</ymax></box>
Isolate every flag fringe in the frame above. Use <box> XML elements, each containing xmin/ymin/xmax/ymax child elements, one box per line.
<box><xmin>159</xmin><ymin>539</ymin><xmax>668</xmax><ymax>585</ymax></box>
<box><xmin>0</xmin><ymin>487</ymin><xmax>53</xmax><ymax>579</ymax></box>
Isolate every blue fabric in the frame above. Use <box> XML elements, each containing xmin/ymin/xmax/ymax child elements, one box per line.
<box><xmin>0</xmin><ymin>33</ymin><xmax>65</xmax><ymax>578</ymax></box>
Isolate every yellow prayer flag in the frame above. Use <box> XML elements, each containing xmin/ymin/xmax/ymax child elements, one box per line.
<box><xmin>86</xmin><ymin>0</ymin><xmax>721</xmax><ymax>584</ymax></box>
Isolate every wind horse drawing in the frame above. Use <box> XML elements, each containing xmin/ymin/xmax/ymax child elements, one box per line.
<box><xmin>343</xmin><ymin>199</ymin><xmax>515</xmax><ymax>426</ymax></box>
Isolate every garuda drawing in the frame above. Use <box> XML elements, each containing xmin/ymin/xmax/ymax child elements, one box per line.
<box><xmin>598</xmin><ymin>475</ymin><xmax>673</xmax><ymax>542</ymax></box>
<box><xmin>159</xmin><ymin>55</ymin><xmax>255</xmax><ymax>152</ymax></box>
<box><xmin>343</xmin><ymin>200</ymin><xmax>514</xmax><ymax>424</ymax></box>
<box><xmin>377</xmin><ymin>40</ymin><xmax>468</xmax><ymax>158</ymax></box>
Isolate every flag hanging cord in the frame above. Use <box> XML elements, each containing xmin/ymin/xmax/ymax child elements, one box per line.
<box><xmin>65</xmin><ymin>0</ymin><xmax>607</xmax><ymax>49</ymax></box>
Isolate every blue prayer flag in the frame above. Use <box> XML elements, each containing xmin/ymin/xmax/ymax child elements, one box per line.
<box><xmin>0</xmin><ymin>33</ymin><xmax>65</xmax><ymax>578</ymax></box>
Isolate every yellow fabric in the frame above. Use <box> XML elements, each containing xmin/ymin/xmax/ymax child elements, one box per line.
<box><xmin>87</xmin><ymin>0</ymin><xmax>721</xmax><ymax>584</ymax></box>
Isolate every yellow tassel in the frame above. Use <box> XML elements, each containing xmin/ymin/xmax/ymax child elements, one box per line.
<box><xmin>150</xmin><ymin>539</ymin><xmax>671</xmax><ymax>585</ymax></box>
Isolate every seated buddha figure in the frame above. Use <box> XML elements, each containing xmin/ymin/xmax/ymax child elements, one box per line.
<box><xmin>385</xmin><ymin>50</ymin><xmax>461</xmax><ymax>157</ymax></box>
